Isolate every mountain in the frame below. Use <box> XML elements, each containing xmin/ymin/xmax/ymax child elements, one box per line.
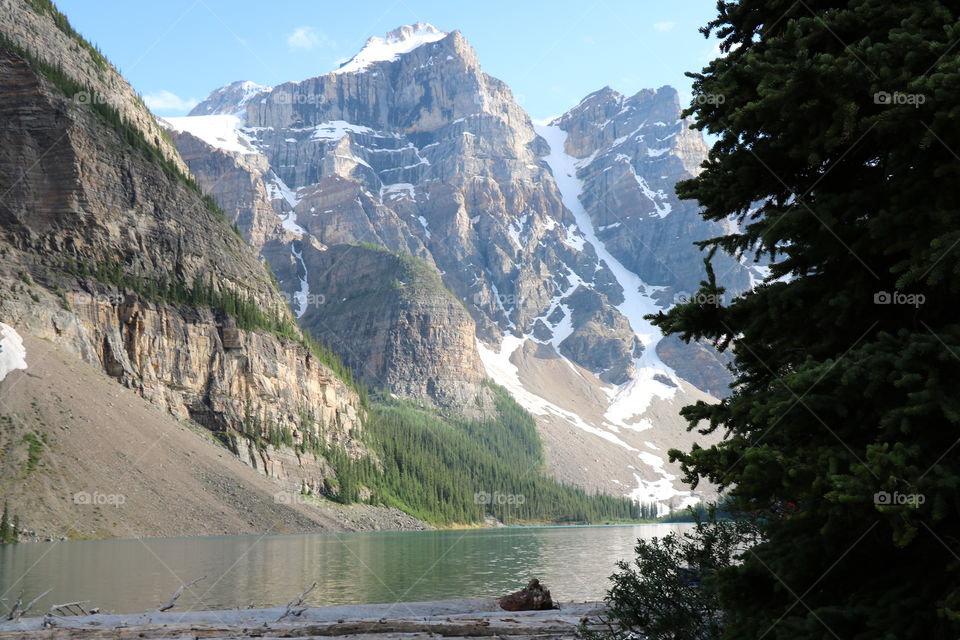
<box><xmin>547</xmin><ymin>86</ymin><xmax>758</xmax><ymax>398</ymax></box>
<box><xmin>165</xmin><ymin>23</ymin><xmax>751</xmax><ymax>510</ymax></box>
<box><xmin>0</xmin><ymin>0</ymin><xmax>432</xmax><ymax>536</ymax></box>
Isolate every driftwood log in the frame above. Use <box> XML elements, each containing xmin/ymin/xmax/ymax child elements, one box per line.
<box><xmin>5</xmin><ymin>589</ymin><xmax>51</xmax><ymax>622</ymax></box>
<box><xmin>497</xmin><ymin>579</ymin><xmax>556</xmax><ymax>611</ymax></box>
<box><xmin>0</xmin><ymin>616</ymin><xmax>602</xmax><ymax>639</ymax></box>
<box><xmin>276</xmin><ymin>582</ymin><xmax>317</xmax><ymax>621</ymax></box>
<box><xmin>157</xmin><ymin>576</ymin><xmax>206</xmax><ymax>612</ymax></box>
<box><xmin>47</xmin><ymin>602</ymin><xmax>90</xmax><ymax>616</ymax></box>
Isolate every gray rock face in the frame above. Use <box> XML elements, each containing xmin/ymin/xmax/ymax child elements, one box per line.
<box><xmin>172</xmin><ymin>26</ymin><xmax>643</xmax><ymax>406</ymax></box>
<box><xmin>558</xmin><ymin>287</ymin><xmax>639</xmax><ymax>385</ymax></box>
<box><xmin>0</xmin><ymin>7</ymin><xmax>366</xmax><ymax>480</ymax></box>
<box><xmin>0</xmin><ymin>0</ymin><xmax>187</xmax><ymax>174</ymax></box>
<box><xmin>553</xmin><ymin>86</ymin><xmax>752</xmax><ymax>305</ymax></box>
<box><xmin>165</xmin><ymin>22</ymin><xmax>743</xmax><ymax>506</ymax></box>
<box><xmin>188</xmin><ymin>80</ymin><xmax>270</xmax><ymax>116</ymax></box>
<box><xmin>298</xmin><ymin>244</ymin><xmax>491</xmax><ymax>411</ymax></box>
<box><xmin>170</xmin><ymin>26</ymin><xmax>752</xmax><ymax>408</ymax></box>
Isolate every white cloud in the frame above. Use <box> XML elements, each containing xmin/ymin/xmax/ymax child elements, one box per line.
<box><xmin>653</xmin><ymin>21</ymin><xmax>676</xmax><ymax>32</ymax></box>
<box><xmin>287</xmin><ymin>26</ymin><xmax>334</xmax><ymax>50</ymax></box>
<box><xmin>143</xmin><ymin>90</ymin><xmax>198</xmax><ymax>113</ymax></box>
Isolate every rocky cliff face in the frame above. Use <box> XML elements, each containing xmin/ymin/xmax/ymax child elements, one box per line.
<box><xmin>0</xmin><ymin>0</ymin><xmax>367</xmax><ymax>489</ymax></box>
<box><xmin>166</xmin><ymin>23</ymin><xmax>751</xmax><ymax>507</ymax></box>
<box><xmin>551</xmin><ymin>86</ymin><xmax>761</xmax><ymax>391</ymax></box>
<box><xmin>553</xmin><ymin>86</ymin><xmax>752</xmax><ymax>304</ymax></box>
<box><xmin>168</xmin><ymin>24</ymin><xmax>644</xmax><ymax>401</ymax></box>
<box><xmin>298</xmin><ymin>244</ymin><xmax>490</xmax><ymax>410</ymax></box>
<box><xmin>0</xmin><ymin>0</ymin><xmax>187</xmax><ymax>174</ymax></box>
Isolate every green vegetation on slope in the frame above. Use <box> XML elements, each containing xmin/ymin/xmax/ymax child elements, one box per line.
<box><xmin>64</xmin><ymin>259</ymin><xmax>296</xmax><ymax>335</ymax></box>
<box><xmin>23</xmin><ymin>0</ymin><xmax>110</xmax><ymax>70</ymax></box>
<box><xmin>346</xmin><ymin>242</ymin><xmax>470</xmax><ymax>311</ymax></box>
<box><xmin>322</xmin><ymin>384</ymin><xmax>653</xmax><ymax>526</ymax></box>
<box><xmin>21</xmin><ymin>432</ymin><xmax>45</xmax><ymax>475</ymax></box>
<box><xmin>0</xmin><ymin>502</ymin><xmax>19</xmax><ymax>544</ymax></box>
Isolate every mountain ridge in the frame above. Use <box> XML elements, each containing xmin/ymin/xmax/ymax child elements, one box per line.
<box><xmin>0</xmin><ymin>0</ymin><xmax>398</xmax><ymax>534</ymax></box>
<box><xmin>166</xmin><ymin>22</ymin><xmax>744</xmax><ymax>509</ymax></box>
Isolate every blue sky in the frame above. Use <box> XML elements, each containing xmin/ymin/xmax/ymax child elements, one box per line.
<box><xmin>56</xmin><ymin>0</ymin><xmax>721</xmax><ymax>120</ymax></box>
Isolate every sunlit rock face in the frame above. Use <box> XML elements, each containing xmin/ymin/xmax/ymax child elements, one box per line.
<box><xmin>170</xmin><ymin>23</ymin><xmax>757</xmax><ymax>506</ymax></box>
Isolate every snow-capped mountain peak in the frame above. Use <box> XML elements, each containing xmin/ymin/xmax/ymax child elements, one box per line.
<box><xmin>333</xmin><ymin>22</ymin><xmax>448</xmax><ymax>75</ymax></box>
<box><xmin>187</xmin><ymin>79</ymin><xmax>271</xmax><ymax>117</ymax></box>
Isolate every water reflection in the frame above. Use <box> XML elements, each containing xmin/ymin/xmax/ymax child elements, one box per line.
<box><xmin>0</xmin><ymin>524</ymin><xmax>689</xmax><ymax>614</ymax></box>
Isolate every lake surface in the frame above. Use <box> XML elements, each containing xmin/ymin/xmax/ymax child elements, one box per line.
<box><xmin>0</xmin><ymin>524</ymin><xmax>690</xmax><ymax>614</ymax></box>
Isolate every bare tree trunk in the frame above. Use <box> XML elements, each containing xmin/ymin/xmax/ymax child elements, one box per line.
<box><xmin>276</xmin><ymin>582</ymin><xmax>317</xmax><ymax>621</ymax></box>
<box><xmin>156</xmin><ymin>576</ymin><xmax>205</xmax><ymax>612</ymax></box>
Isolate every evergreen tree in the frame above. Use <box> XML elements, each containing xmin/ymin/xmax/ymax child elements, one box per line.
<box><xmin>321</xmin><ymin>388</ymin><xmax>644</xmax><ymax>525</ymax></box>
<box><xmin>650</xmin><ymin>1</ymin><xmax>960</xmax><ymax>637</ymax></box>
<box><xmin>0</xmin><ymin>502</ymin><xmax>10</xmax><ymax>544</ymax></box>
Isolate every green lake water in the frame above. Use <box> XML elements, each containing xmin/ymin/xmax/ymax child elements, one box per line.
<box><xmin>0</xmin><ymin>523</ymin><xmax>690</xmax><ymax>614</ymax></box>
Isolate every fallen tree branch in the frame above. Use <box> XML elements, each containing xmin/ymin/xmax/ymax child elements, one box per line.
<box><xmin>276</xmin><ymin>582</ymin><xmax>317</xmax><ymax>621</ymax></box>
<box><xmin>5</xmin><ymin>594</ymin><xmax>21</xmax><ymax>622</ymax></box>
<box><xmin>4</xmin><ymin>589</ymin><xmax>53</xmax><ymax>622</ymax></box>
<box><xmin>156</xmin><ymin>576</ymin><xmax>205</xmax><ymax>612</ymax></box>
<box><xmin>10</xmin><ymin>589</ymin><xmax>52</xmax><ymax>621</ymax></box>
<box><xmin>47</xmin><ymin>601</ymin><xmax>89</xmax><ymax>617</ymax></box>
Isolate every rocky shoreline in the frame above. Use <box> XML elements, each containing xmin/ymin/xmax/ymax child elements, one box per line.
<box><xmin>0</xmin><ymin>598</ymin><xmax>607</xmax><ymax>639</ymax></box>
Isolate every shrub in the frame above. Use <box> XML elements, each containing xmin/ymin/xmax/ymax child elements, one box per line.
<box><xmin>602</xmin><ymin>514</ymin><xmax>759</xmax><ymax>640</ymax></box>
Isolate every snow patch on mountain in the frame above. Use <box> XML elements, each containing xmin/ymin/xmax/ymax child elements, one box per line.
<box><xmin>381</xmin><ymin>183</ymin><xmax>416</xmax><ymax>202</ymax></box>
<box><xmin>632</xmin><ymin>174</ymin><xmax>672</xmax><ymax>218</ymax></box>
<box><xmin>629</xmin><ymin>450</ymin><xmax>700</xmax><ymax>509</ymax></box>
<box><xmin>535</xmin><ymin>122</ymin><xmax>673</xmax><ymax>375</ymax></box>
<box><xmin>477</xmin><ymin>332</ymin><xmax>704</xmax><ymax>510</ymax></box>
<box><xmin>312</xmin><ymin>121</ymin><xmax>375</xmax><ymax>141</ymax></box>
<box><xmin>0</xmin><ymin>323</ymin><xmax>27</xmax><ymax>382</ymax></box>
<box><xmin>629</xmin><ymin>472</ymin><xmax>698</xmax><ymax>511</ymax></box>
<box><xmin>267</xmin><ymin>172</ymin><xmax>303</xmax><ymax>213</ymax></box>
<box><xmin>601</xmin><ymin>367</ymin><xmax>679</xmax><ymax>432</ymax></box>
<box><xmin>233</xmin><ymin>81</ymin><xmax>271</xmax><ymax>116</ymax></box>
<box><xmin>291</xmin><ymin>244</ymin><xmax>310</xmax><ymax>318</ymax></box>
<box><xmin>162</xmin><ymin>115</ymin><xmax>256</xmax><ymax>155</ymax></box>
<box><xmin>476</xmin><ymin>337</ymin><xmax>639</xmax><ymax>452</ymax></box>
<box><xmin>417</xmin><ymin>216</ymin><xmax>432</xmax><ymax>239</ymax></box>
<box><xmin>537</xmin><ymin>267</ymin><xmax>585</xmax><ymax>350</ymax></box>
<box><xmin>333</xmin><ymin>23</ymin><xmax>448</xmax><ymax>75</ymax></box>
